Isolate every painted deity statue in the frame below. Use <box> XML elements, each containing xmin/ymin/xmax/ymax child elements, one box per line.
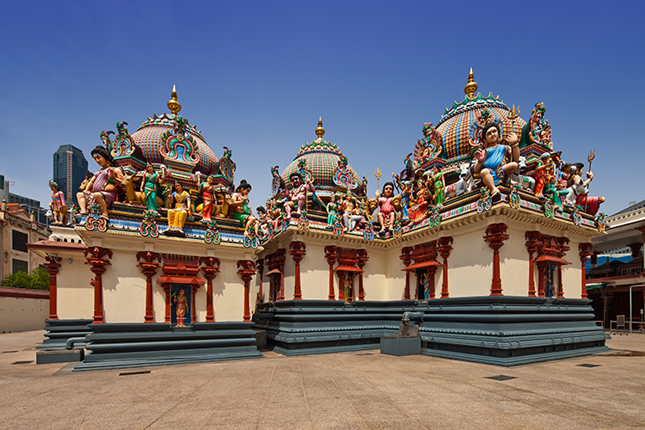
<box><xmin>166</xmin><ymin>182</ymin><xmax>191</xmax><ymax>233</ymax></box>
<box><xmin>48</xmin><ymin>180</ymin><xmax>67</xmax><ymax>224</ymax></box>
<box><xmin>407</xmin><ymin>176</ymin><xmax>430</xmax><ymax>225</ymax></box>
<box><xmin>283</xmin><ymin>172</ymin><xmax>315</xmax><ymax>219</ymax></box>
<box><xmin>229</xmin><ymin>180</ymin><xmax>260</xmax><ymax>238</ymax></box>
<box><xmin>472</xmin><ymin>123</ymin><xmax>519</xmax><ymax>197</ymax></box>
<box><xmin>199</xmin><ymin>175</ymin><xmax>216</xmax><ymax>222</ymax></box>
<box><xmin>375</xmin><ymin>182</ymin><xmax>396</xmax><ymax>234</ymax></box>
<box><xmin>565</xmin><ymin>163</ymin><xmax>605</xmax><ymax>215</ymax></box>
<box><xmin>140</xmin><ymin>163</ymin><xmax>161</xmax><ymax>215</ymax></box>
<box><xmin>77</xmin><ymin>146</ymin><xmax>124</xmax><ymax>219</ymax></box>
<box><xmin>427</xmin><ymin>166</ymin><xmax>446</xmax><ymax>207</ymax></box>
<box><xmin>174</xmin><ymin>289</ymin><xmax>189</xmax><ymax>327</ymax></box>
<box><xmin>327</xmin><ymin>193</ymin><xmax>340</xmax><ymax>227</ymax></box>
<box><xmin>399</xmin><ymin>180</ymin><xmax>411</xmax><ymax>223</ymax></box>
<box><xmin>534</xmin><ymin>153</ymin><xmax>556</xmax><ymax>197</ymax></box>
<box><xmin>342</xmin><ymin>197</ymin><xmax>364</xmax><ymax>232</ymax></box>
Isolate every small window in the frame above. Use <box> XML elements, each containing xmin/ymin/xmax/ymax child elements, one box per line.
<box><xmin>12</xmin><ymin>259</ymin><xmax>28</xmax><ymax>274</ymax></box>
<box><xmin>12</xmin><ymin>230</ymin><xmax>28</xmax><ymax>253</ymax></box>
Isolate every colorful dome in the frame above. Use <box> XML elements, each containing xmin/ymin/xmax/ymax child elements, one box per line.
<box><xmin>435</xmin><ymin>70</ymin><xmax>526</xmax><ymax>161</ymax></box>
<box><xmin>131</xmin><ymin>113</ymin><xmax>218</xmax><ymax>174</ymax></box>
<box><xmin>281</xmin><ymin>120</ymin><xmax>360</xmax><ymax>190</ymax></box>
<box><xmin>130</xmin><ymin>88</ymin><xmax>218</xmax><ymax>174</ymax></box>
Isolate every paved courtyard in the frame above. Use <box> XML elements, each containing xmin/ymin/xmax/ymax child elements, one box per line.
<box><xmin>1</xmin><ymin>330</ymin><xmax>644</xmax><ymax>429</ymax></box>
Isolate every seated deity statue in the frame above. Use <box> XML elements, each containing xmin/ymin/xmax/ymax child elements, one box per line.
<box><xmin>472</xmin><ymin>123</ymin><xmax>519</xmax><ymax>198</ymax></box>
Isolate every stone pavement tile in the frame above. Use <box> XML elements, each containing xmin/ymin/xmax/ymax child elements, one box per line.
<box><xmin>511</xmin><ymin>412</ymin><xmax>588</xmax><ymax>430</ymax></box>
<box><xmin>258</xmin><ymin>405</ymin><xmax>311</xmax><ymax>422</ymax></box>
<box><xmin>313</xmin><ymin>419</ymin><xmax>370</xmax><ymax>430</ymax></box>
<box><xmin>362</xmin><ymin>417</ymin><xmax>428</xmax><ymax>430</ymax></box>
<box><xmin>255</xmin><ymin>421</ymin><xmax>315</xmax><ymax>430</ymax></box>
<box><xmin>487</xmin><ymin>400</ymin><xmax>542</xmax><ymax>415</ymax></box>
<box><xmin>142</xmin><ymin>407</ymin><xmax>214</xmax><ymax>430</ymax></box>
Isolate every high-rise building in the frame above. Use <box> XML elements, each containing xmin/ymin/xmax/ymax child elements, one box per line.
<box><xmin>53</xmin><ymin>145</ymin><xmax>88</xmax><ymax>206</ymax></box>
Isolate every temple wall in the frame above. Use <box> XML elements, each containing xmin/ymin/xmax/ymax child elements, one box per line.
<box><xmin>213</xmin><ymin>258</ymin><xmax>246</xmax><ymax>322</ymax></box>
<box><xmin>299</xmin><ymin>242</ymin><xmax>329</xmax><ymax>300</ymax></box>
<box><xmin>57</xmin><ymin>255</ymin><xmax>94</xmax><ymax>320</ymax></box>
<box><xmin>449</xmin><ymin>226</ymin><xmax>493</xmax><ymax>297</ymax></box>
<box><xmin>103</xmin><ymin>250</ymin><xmax>146</xmax><ymax>323</ymax></box>
<box><xmin>0</xmin><ymin>292</ymin><xmax>48</xmax><ymax>332</ymax></box>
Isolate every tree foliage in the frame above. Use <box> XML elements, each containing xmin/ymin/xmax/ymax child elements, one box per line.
<box><xmin>1</xmin><ymin>267</ymin><xmax>49</xmax><ymax>290</ymax></box>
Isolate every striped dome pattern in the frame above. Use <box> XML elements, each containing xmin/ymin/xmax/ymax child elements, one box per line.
<box><xmin>131</xmin><ymin>114</ymin><xmax>218</xmax><ymax>174</ymax></box>
<box><xmin>436</xmin><ymin>95</ymin><xmax>526</xmax><ymax>161</ymax></box>
<box><xmin>281</xmin><ymin>147</ymin><xmax>360</xmax><ymax>190</ymax></box>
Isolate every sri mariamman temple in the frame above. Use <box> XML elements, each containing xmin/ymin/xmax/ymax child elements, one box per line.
<box><xmin>30</xmin><ymin>71</ymin><xmax>610</xmax><ymax>370</ymax></box>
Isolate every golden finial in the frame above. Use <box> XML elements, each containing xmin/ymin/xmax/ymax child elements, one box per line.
<box><xmin>464</xmin><ymin>67</ymin><xmax>478</xmax><ymax>99</ymax></box>
<box><xmin>167</xmin><ymin>85</ymin><xmax>182</xmax><ymax>115</ymax></box>
<box><xmin>315</xmin><ymin>117</ymin><xmax>325</xmax><ymax>139</ymax></box>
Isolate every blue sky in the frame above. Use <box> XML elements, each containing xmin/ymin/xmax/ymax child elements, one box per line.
<box><xmin>1</xmin><ymin>1</ymin><xmax>643</xmax><ymax>216</ymax></box>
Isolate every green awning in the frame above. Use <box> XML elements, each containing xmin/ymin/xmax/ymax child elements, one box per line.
<box><xmin>586</xmin><ymin>283</ymin><xmax>604</xmax><ymax>291</ymax></box>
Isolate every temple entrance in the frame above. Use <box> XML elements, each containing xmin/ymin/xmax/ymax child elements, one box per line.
<box><xmin>341</xmin><ymin>272</ymin><xmax>355</xmax><ymax>303</ymax></box>
<box><xmin>544</xmin><ymin>264</ymin><xmax>556</xmax><ymax>298</ymax></box>
<box><xmin>416</xmin><ymin>269</ymin><xmax>429</xmax><ymax>301</ymax></box>
<box><xmin>170</xmin><ymin>284</ymin><xmax>191</xmax><ymax>326</ymax></box>
<box><xmin>268</xmin><ymin>274</ymin><xmax>279</xmax><ymax>302</ymax></box>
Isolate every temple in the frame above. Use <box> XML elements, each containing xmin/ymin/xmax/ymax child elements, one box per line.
<box><xmin>29</xmin><ymin>71</ymin><xmax>609</xmax><ymax>369</ymax></box>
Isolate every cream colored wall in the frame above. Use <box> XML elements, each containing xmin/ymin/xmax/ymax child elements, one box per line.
<box><xmin>0</xmin><ymin>296</ymin><xmax>48</xmax><ymax>332</ymax></box>
<box><xmin>298</xmin><ymin>242</ymin><xmax>330</xmax><ymax>301</ymax></box>
<box><xmin>213</xmin><ymin>258</ymin><xmax>246</xmax><ymax>322</ymax></box>
<box><xmin>102</xmin><ymin>250</ymin><xmax>146</xmax><ymax>323</ymax></box>
<box><xmin>57</xmin><ymin>255</ymin><xmax>94</xmax><ymax>320</ymax></box>
<box><xmin>562</xmin><ymin>239</ymin><xmax>583</xmax><ymax>299</ymax></box>
<box><xmin>446</xmin><ymin>226</ymin><xmax>492</xmax><ymax>298</ymax></box>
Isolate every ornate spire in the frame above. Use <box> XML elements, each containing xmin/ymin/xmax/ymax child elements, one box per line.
<box><xmin>464</xmin><ymin>68</ymin><xmax>478</xmax><ymax>99</ymax></box>
<box><xmin>167</xmin><ymin>85</ymin><xmax>182</xmax><ymax>115</ymax></box>
<box><xmin>315</xmin><ymin>117</ymin><xmax>325</xmax><ymax>139</ymax></box>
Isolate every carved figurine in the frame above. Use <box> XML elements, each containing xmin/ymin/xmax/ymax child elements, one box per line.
<box><xmin>327</xmin><ymin>193</ymin><xmax>339</xmax><ymax>227</ymax></box>
<box><xmin>375</xmin><ymin>182</ymin><xmax>396</xmax><ymax>234</ymax></box>
<box><xmin>427</xmin><ymin>166</ymin><xmax>446</xmax><ymax>207</ymax></box>
<box><xmin>472</xmin><ymin>123</ymin><xmax>519</xmax><ymax>198</ymax></box>
<box><xmin>140</xmin><ymin>163</ymin><xmax>161</xmax><ymax>216</ymax></box>
<box><xmin>565</xmin><ymin>163</ymin><xmax>605</xmax><ymax>215</ymax></box>
<box><xmin>166</xmin><ymin>182</ymin><xmax>191</xmax><ymax>234</ymax></box>
<box><xmin>534</xmin><ymin>153</ymin><xmax>556</xmax><ymax>197</ymax></box>
<box><xmin>445</xmin><ymin>162</ymin><xmax>476</xmax><ymax>200</ymax></box>
<box><xmin>48</xmin><ymin>180</ymin><xmax>67</xmax><ymax>225</ymax></box>
<box><xmin>198</xmin><ymin>175</ymin><xmax>216</xmax><ymax>222</ymax></box>
<box><xmin>230</xmin><ymin>180</ymin><xmax>260</xmax><ymax>238</ymax></box>
<box><xmin>77</xmin><ymin>146</ymin><xmax>124</xmax><ymax>219</ymax></box>
<box><xmin>407</xmin><ymin>176</ymin><xmax>430</xmax><ymax>225</ymax></box>
<box><xmin>173</xmin><ymin>288</ymin><xmax>189</xmax><ymax>327</ymax></box>
<box><xmin>342</xmin><ymin>198</ymin><xmax>364</xmax><ymax>232</ymax></box>
<box><xmin>284</xmin><ymin>172</ymin><xmax>315</xmax><ymax>219</ymax></box>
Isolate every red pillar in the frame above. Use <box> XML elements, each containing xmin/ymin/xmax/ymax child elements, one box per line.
<box><xmin>191</xmin><ymin>285</ymin><xmax>198</xmax><ymax>323</ymax></box>
<box><xmin>400</xmin><ymin>247</ymin><xmax>412</xmax><ymax>300</ymax></box>
<box><xmin>237</xmin><ymin>260</ymin><xmax>256</xmax><ymax>322</ymax></box>
<box><xmin>199</xmin><ymin>257</ymin><xmax>220</xmax><ymax>322</ymax></box>
<box><xmin>579</xmin><ymin>243</ymin><xmax>593</xmax><ymax>300</ymax></box>
<box><xmin>484</xmin><ymin>224</ymin><xmax>509</xmax><ymax>296</ymax></box>
<box><xmin>427</xmin><ymin>266</ymin><xmax>437</xmax><ymax>300</ymax></box>
<box><xmin>163</xmin><ymin>284</ymin><xmax>171</xmax><ymax>322</ymax></box>
<box><xmin>525</xmin><ymin>232</ymin><xmax>541</xmax><ymax>297</ymax></box>
<box><xmin>289</xmin><ymin>241</ymin><xmax>306</xmax><ymax>300</ymax></box>
<box><xmin>136</xmin><ymin>252</ymin><xmax>161</xmax><ymax>323</ymax></box>
<box><xmin>536</xmin><ymin>263</ymin><xmax>547</xmax><ymax>297</ymax></box>
<box><xmin>84</xmin><ymin>247</ymin><xmax>112</xmax><ymax>324</ymax></box>
<box><xmin>325</xmin><ymin>246</ymin><xmax>339</xmax><ymax>300</ymax></box>
<box><xmin>43</xmin><ymin>256</ymin><xmax>62</xmax><ymax>320</ymax></box>
<box><xmin>556</xmin><ymin>237</ymin><xmax>570</xmax><ymax>299</ymax></box>
<box><xmin>437</xmin><ymin>237</ymin><xmax>453</xmax><ymax>298</ymax></box>
<box><xmin>357</xmin><ymin>250</ymin><xmax>369</xmax><ymax>301</ymax></box>
<box><xmin>256</xmin><ymin>259</ymin><xmax>264</xmax><ymax>304</ymax></box>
